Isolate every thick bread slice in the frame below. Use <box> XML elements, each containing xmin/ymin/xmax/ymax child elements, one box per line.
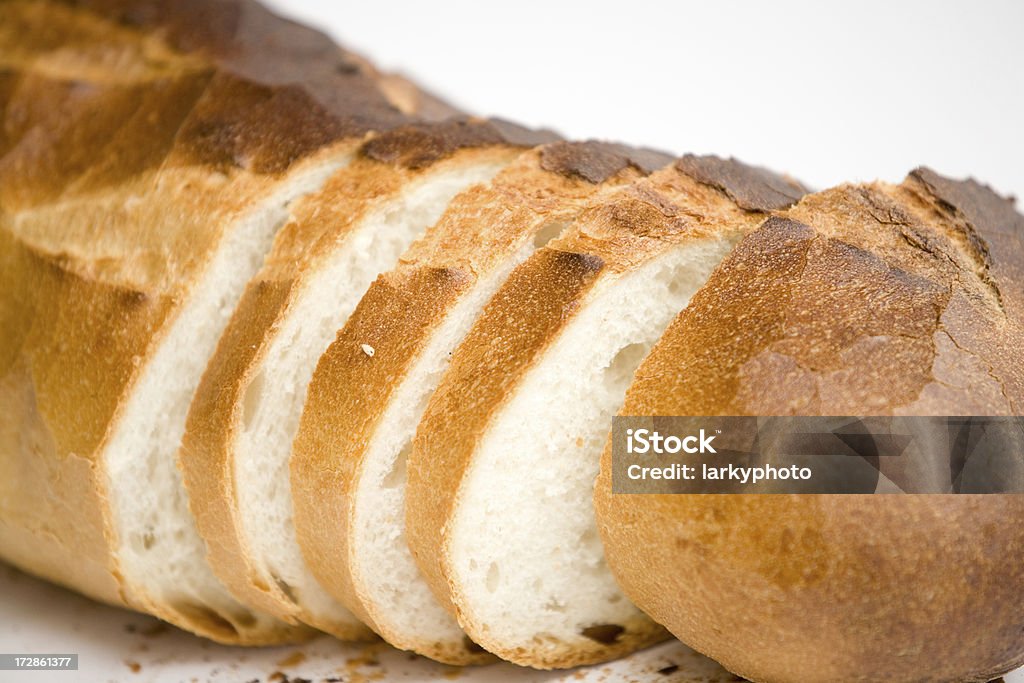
<box><xmin>290</xmin><ymin>141</ymin><xmax>672</xmax><ymax>663</ymax></box>
<box><xmin>180</xmin><ymin>118</ymin><xmax>554</xmax><ymax>639</ymax></box>
<box><xmin>594</xmin><ymin>171</ymin><xmax>1024</xmax><ymax>682</ymax></box>
<box><xmin>0</xmin><ymin>0</ymin><xmax>448</xmax><ymax>644</ymax></box>
<box><xmin>405</xmin><ymin>156</ymin><xmax>808</xmax><ymax>668</ymax></box>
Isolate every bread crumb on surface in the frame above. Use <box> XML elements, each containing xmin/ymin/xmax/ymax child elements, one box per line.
<box><xmin>141</xmin><ymin>622</ymin><xmax>168</xmax><ymax>638</ymax></box>
<box><xmin>275</xmin><ymin>651</ymin><xmax>306</xmax><ymax>668</ymax></box>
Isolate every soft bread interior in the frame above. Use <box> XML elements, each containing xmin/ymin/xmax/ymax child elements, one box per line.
<box><xmin>447</xmin><ymin>236</ymin><xmax>741</xmax><ymax>660</ymax></box>
<box><xmin>103</xmin><ymin>156</ymin><xmax>350</xmax><ymax>640</ymax></box>
<box><xmin>350</xmin><ymin>217</ymin><xmax>570</xmax><ymax>656</ymax></box>
<box><xmin>234</xmin><ymin>160</ymin><xmax>510</xmax><ymax>630</ymax></box>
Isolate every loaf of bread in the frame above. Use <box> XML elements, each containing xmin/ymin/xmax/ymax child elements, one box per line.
<box><xmin>2</xmin><ymin>0</ymin><xmax>1022</xmax><ymax>680</ymax></box>
<box><xmin>594</xmin><ymin>170</ymin><xmax>1024</xmax><ymax>682</ymax></box>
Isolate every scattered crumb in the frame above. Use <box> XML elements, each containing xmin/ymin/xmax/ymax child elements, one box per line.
<box><xmin>348</xmin><ymin>673</ymin><xmax>384</xmax><ymax>683</ymax></box>
<box><xmin>657</xmin><ymin>663</ymin><xmax>680</xmax><ymax>675</ymax></box>
<box><xmin>345</xmin><ymin>642</ymin><xmax>387</xmax><ymax>668</ymax></box>
<box><xmin>360</xmin><ymin>343</ymin><xmax>375</xmax><ymax>357</ymax></box>
<box><xmin>124</xmin><ymin>660</ymin><xmax>141</xmax><ymax>674</ymax></box>
<box><xmin>575</xmin><ymin>437</ymin><xmax>584</xmax><ymax>447</ymax></box>
<box><xmin>265</xmin><ymin>676</ymin><xmax>312</xmax><ymax>683</ymax></box>
<box><xmin>346</xmin><ymin>655</ymin><xmax>380</xmax><ymax>668</ymax></box>
<box><xmin>340</xmin><ymin>643</ymin><xmax>390</xmax><ymax>683</ymax></box>
<box><xmin>276</xmin><ymin>651</ymin><xmax>307</xmax><ymax>668</ymax></box>
<box><xmin>141</xmin><ymin>622</ymin><xmax>169</xmax><ymax>638</ymax></box>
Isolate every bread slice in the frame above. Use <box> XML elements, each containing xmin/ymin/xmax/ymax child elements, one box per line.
<box><xmin>0</xmin><ymin>0</ymin><xmax>452</xmax><ymax>644</ymax></box>
<box><xmin>405</xmin><ymin>156</ymin><xmax>808</xmax><ymax>667</ymax></box>
<box><xmin>290</xmin><ymin>141</ymin><xmax>672</xmax><ymax>663</ymax></box>
<box><xmin>179</xmin><ymin>118</ymin><xmax>554</xmax><ymax>639</ymax></box>
<box><xmin>593</xmin><ymin>170</ymin><xmax>1024</xmax><ymax>682</ymax></box>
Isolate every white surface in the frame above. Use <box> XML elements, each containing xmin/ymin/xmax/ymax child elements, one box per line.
<box><xmin>265</xmin><ymin>0</ymin><xmax>1024</xmax><ymax>203</ymax></box>
<box><xmin>1</xmin><ymin>562</ymin><xmax>1021</xmax><ymax>681</ymax></box>
<box><xmin>0</xmin><ymin>564</ymin><xmax>739</xmax><ymax>682</ymax></box>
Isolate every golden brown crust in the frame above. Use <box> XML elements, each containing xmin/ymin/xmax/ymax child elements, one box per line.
<box><xmin>0</xmin><ymin>225</ymin><xmax>175</xmax><ymax>607</ymax></box>
<box><xmin>180</xmin><ymin>124</ymin><xmax>538</xmax><ymax>635</ymax></box>
<box><xmin>675</xmin><ymin>153</ymin><xmax>809</xmax><ymax>211</ymax></box>
<box><xmin>0</xmin><ymin>0</ymin><xmax>458</xmax><ymax>644</ymax></box>
<box><xmin>54</xmin><ymin>0</ymin><xmax>458</xmax><ymax>165</ymax></box>
<box><xmin>627</xmin><ymin>179</ymin><xmax>1021</xmax><ymax>417</ymax></box>
<box><xmin>360</xmin><ymin>117</ymin><xmax>560</xmax><ymax>169</ymax></box>
<box><xmin>597</xmin><ymin>492</ymin><xmax>1024</xmax><ymax>683</ymax></box>
<box><xmin>905</xmin><ymin>166</ymin><xmax>1024</xmax><ymax>342</ymax></box>
<box><xmin>406</xmin><ymin>157</ymin><xmax>807</xmax><ymax>667</ymax></box>
<box><xmin>594</xmin><ymin>172</ymin><xmax>1024</xmax><ymax>682</ymax></box>
<box><xmin>290</xmin><ymin>143</ymin><xmax>658</xmax><ymax>663</ymax></box>
<box><xmin>0</xmin><ymin>0</ymin><xmax>453</xmax><ymax>190</ymax></box>
<box><xmin>539</xmin><ymin>140</ymin><xmax>673</xmax><ymax>183</ymax></box>
<box><xmin>499</xmin><ymin>617</ymin><xmax>671</xmax><ymax>671</ymax></box>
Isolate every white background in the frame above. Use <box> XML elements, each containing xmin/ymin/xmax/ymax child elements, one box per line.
<box><xmin>265</xmin><ymin>0</ymin><xmax>1024</xmax><ymax>202</ymax></box>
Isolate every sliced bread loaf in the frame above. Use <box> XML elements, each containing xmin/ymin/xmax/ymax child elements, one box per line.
<box><xmin>593</xmin><ymin>170</ymin><xmax>1024</xmax><ymax>682</ymax></box>
<box><xmin>0</xmin><ymin>0</ymin><xmax>450</xmax><ymax>644</ymax></box>
<box><xmin>289</xmin><ymin>141</ymin><xmax>672</xmax><ymax>663</ymax></box>
<box><xmin>405</xmin><ymin>156</ymin><xmax>807</xmax><ymax>667</ymax></box>
<box><xmin>180</xmin><ymin>118</ymin><xmax>554</xmax><ymax>639</ymax></box>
